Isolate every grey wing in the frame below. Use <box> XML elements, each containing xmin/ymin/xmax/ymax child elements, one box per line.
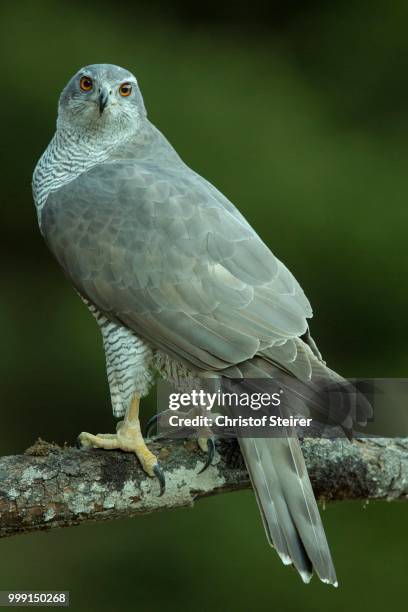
<box><xmin>42</xmin><ymin>158</ymin><xmax>336</xmax><ymax>585</ymax></box>
<box><xmin>42</xmin><ymin>159</ymin><xmax>312</xmax><ymax>373</ymax></box>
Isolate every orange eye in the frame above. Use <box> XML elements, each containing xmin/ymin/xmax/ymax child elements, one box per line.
<box><xmin>80</xmin><ymin>76</ymin><xmax>93</xmax><ymax>92</ymax></box>
<box><xmin>119</xmin><ymin>82</ymin><xmax>132</xmax><ymax>97</ymax></box>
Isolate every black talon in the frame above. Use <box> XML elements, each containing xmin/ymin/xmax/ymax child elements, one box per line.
<box><xmin>145</xmin><ymin>413</ymin><xmax>160</xmax><ymax>438</ymax></box>
<box><xmin>76</xmin><ymin>436</ymin><xmax>83</xmax><ymax>449</ymax></box>
<box><xmin>153</xmin><ymin>463</ymin><xmax>166</xmax><ymax>496</ymax></box>
<box><xmin>198</xmin><ymin>437</ymin><xmax>216</xmax><ymax>474</ymax></box>
<box><xmin>343</xmin><ymin>426</ymin><xmax>354</xmax><ymax>441</ymax></box>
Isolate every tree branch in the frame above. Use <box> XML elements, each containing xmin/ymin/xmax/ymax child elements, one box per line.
<box><xmin>0</xmin><ymin>437</ymin><xmax>407</xmax><ymax>538</ymax></box>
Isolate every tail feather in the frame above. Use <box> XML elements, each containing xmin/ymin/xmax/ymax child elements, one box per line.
<box><xmin>238</xmin><ymin>436</ymin><xmax>338</xmax><ymax>586</ymax></box>
<box><xmin>218</xmin><ymin>338</ymin><xmax>368</xmax><ymax>586</ymax></box>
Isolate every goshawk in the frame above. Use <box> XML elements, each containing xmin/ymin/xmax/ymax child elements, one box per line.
<box><xmin>33</xmin><ymin>64</ymin><xmax>341</xmax><ymax>585</ymax></box>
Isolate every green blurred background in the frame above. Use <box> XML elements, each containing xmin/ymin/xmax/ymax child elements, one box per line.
<box><xmin>0</xmin><ymin>1</ymin><xmax>407</xmax><ymax>610</ymax></box>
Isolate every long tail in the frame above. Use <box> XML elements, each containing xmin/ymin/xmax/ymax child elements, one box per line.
<box><xmin>238</xmin><ymin>435</ymin><xmax>337</xmax><ymax>586</ymax></box>
<box><xmin>219</xmin><ymin>337</ymin><xmax>373</xmax><ymax>585</ymax></box>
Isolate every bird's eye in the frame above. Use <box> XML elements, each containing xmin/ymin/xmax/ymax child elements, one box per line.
<box><xmin>80</xmin><ymin>76</ymin><xmax>93</xmax><ymax>92</ymax></box>
<box><xmin>119</xmin><ymin>82</ymin><xmax>132</xmax><ymax>97</ymax></box>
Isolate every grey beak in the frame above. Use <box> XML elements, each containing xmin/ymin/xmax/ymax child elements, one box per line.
<box><xmin>98</xmin><ymin>88</ymin><xmax>109</xmax><ymax>115</ymax></box>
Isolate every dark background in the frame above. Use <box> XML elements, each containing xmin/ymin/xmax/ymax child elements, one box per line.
<box><xmin>0</xmin><ymin>1</ymin><xmax>407</xmax><ymax>610</ymax></box>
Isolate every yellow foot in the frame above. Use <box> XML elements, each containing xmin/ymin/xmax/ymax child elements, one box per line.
<box><xmin>77</xmin><ymin>396</ymin><xmax>165</xmax><ymax>494</ymax></box>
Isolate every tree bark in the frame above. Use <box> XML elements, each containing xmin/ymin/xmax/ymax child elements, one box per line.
<box><xmin>0</xmin><ymin>437</ymin><xmax>406</xmax><ymax>539</ymax></box>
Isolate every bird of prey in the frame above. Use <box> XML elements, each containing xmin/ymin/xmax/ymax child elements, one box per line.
<box><xmin>33</xmin><ymin>63</ymin><xmax>341</xmax><ymax>586</ymax></box>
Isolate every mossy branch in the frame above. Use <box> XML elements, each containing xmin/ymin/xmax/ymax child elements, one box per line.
<box><xmin>0</xmin><ymin>437</ymin><xmax>407</xmax><ymax>538</ymax></box>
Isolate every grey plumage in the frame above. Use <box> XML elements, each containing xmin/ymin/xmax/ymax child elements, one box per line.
<box><xmin>33</xmin><ymin>64</ymin><xmax>340</xmax><ymax>585</ymax></box>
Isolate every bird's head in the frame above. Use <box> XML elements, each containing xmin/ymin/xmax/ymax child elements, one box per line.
<box><xmin>57</xmin><ymin>64</ymin><xmax>146</xmax><ymax>137</ymax></box>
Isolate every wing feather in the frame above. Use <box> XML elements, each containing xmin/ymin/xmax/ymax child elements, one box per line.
<box><xmin>42</xmin><ymin>159</ymin><xmax>312</xmax><ymax>372</ymax></box>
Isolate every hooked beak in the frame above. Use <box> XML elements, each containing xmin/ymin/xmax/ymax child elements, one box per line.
<box><xmin>98</xmin><ymin>87</ymin><xmax>110</xmax><ymax>115</ymax></box>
